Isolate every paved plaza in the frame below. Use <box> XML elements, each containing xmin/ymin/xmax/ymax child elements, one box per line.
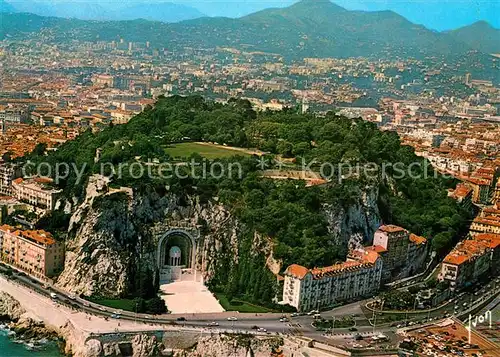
<box><xmin>160</xmin><ymin>278</ymin><xmax>225</xmax><ymax>314</ymax></box>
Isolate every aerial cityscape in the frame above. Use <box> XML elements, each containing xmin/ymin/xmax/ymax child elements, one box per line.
<box><xmin>0</xmin><ymin>0</ymin><xmax>499</xmax><ymax>356</ymax></box>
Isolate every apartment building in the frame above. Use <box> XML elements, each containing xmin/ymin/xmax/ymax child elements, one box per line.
<box><xmin>0</xmin><ymin>225</ymin><xmax>65</xmax><ymax>278</ymax></box>
<box><xmin>282</xmin><ymin>250</ymin><xmax>382</xmax><ymax>312</ymax></box>
<box><xmin>470</xmin><ymin>216</ymin><xmax>500</xmax><ymax>235</ymax></box>
<box><xmin>373</xmin><ymin>225</ymin><xmax>428</xmax><ymax>282</ymax></box>
<box><xmin>0</xmin><ymin>107</ymin><xmax>27</xmax><ymax>124</ymax></box>
<box><xmin>12</xmin><ymin>177</ymin><xmax>62</xmax><ymax>210</ymax></box>
<box><xmin>0</xmin><ymin>163</ymin><xmax>20</xmax><ymax>195</ymax></box>
<box><xmin>494</xmin><ymin>182</ymin><xmax>500</xmax><ymax>205</ymax></box>
<box><xmin>438</xmin><ymin>233</ymin><xmax>500</xmax><ymax>290</ymax></box>
<box><xmin>448</xmin><ymin>183</ymin><xmax>474</xmax><ymax>212</ymax></box>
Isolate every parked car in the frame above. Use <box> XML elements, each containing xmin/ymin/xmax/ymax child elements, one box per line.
<box><xmin>227</xmin><ymin>316</ymin><xmax>238</xmax><ymax>321</ymax></box>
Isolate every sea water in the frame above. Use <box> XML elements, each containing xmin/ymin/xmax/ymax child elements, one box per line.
<box><xmin>0</xmin><ymin>324</ymin><xmax>63</xmax><ymax>357</ymax></box>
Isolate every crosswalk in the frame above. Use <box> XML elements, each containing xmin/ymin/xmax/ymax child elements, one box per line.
<box><xmin>287</xmin><ymin>322</ymin><xmax>303</xmax><ymax>335</ymax></box>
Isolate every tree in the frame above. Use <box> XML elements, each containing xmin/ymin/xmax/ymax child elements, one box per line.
<box><xmin>154</xmin><ymin>269</ymin><xmax>160</xmax><ymax>293</ymax></box>
<box><xmin>145</xmin><ymin>297</ymin><xmax>167</xmax><ymax>314</ymax></box>
<box><xmin>432</xmin><ymin>232</ymin><xmax>453</xmax><ymax>253</ymax></box>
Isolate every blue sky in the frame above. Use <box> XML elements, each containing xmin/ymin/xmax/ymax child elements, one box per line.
<box><xmin>15</xmin><ymin>0</ymin><xmax>500</xmax><ymax>30</ymax></box>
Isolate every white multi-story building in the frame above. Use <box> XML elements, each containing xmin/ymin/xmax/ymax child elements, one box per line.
<box><xmin>12</xmin><ymin>177</ymin><xmax>62</xmax><ymax>210</ymax></box>
<box><xmin>282</xmin><ymin>249</ymin><xmax>382</xmax><ymax>312</ymax></box>
<box><xmin>0</xmin><ymin>163</ymin><xmax>20</xmax><ymax>195</ymax></box>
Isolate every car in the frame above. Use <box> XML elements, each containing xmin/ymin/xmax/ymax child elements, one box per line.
<box><xmin>251</xmin><ymin>325</ymin><xmax>259</xmax><ymax>330</ymax></box>
<box><xmin>279</xmin><ymin>317</ymin><xmax>289</xmax><ymax>322</ymax></box>
<box><xmin>111</xmin><ymin>314</ymin><xmax>120</xmax><ymax>319</ymax></box>
<box><xmin>68</xmin><ymin>294</ymin><xmax>76</xmax><ymax>300</ymax></box>
<box><xmin>83</xmin><ymin>302</ymin><xmax>90</xmax><ymax>307</ymax></box>
<box><xmin>50</xmin><ymin>292</ymin><xmax>57</xmax><ymax>299</ymax></box>
<box><xmin>144</xmin><ymin>316</ymin><xmax>151</xmax><ymax>319</ymax></box>
<box><xmin>177</xmin><ymin>317</ymin><xmax>186</xmax><ymax>321</ymax></box>
<box><xmin>209</xmin><ymin>322</ymin><xmax>219</xmax><ymax>326</ymax></box>
<box><xmin>349</xmin><ymin>327</ymin><xmax>358</xmax><ymax>332</ymax></box>
<box><xmin>98</xmin><ymin>307</ymin><xmax>106</xmax><ymax>312</ymax></box>
<box><xmin>290</xmin><ymin>313</ymin><xmax>299</xmax><ymax>317</ymax></box>
<box><xmin>396</xmin><ymin>324</ymin><xmax>403</xmax><ymax>328</ymax></box>
<box><xmin>463</xmin><ymin>302</ymin><xmax>467</xmax><ymax>307</ymax></box>
<box><xmin>227</xmin><ymin>316</ymin><xmax>238</xmax><ymax>321</ymax></box>
<box><xmin>257</xmin><ymin>328</ymin><xmax>267</xmax><ymax>333</ymax></box>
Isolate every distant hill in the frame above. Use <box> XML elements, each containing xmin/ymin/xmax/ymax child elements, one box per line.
<box><xmin>177</xmin><ymin>0</ymin><xmax>469</xmax><ymax>58</ymax></box>
<box><xmin>0</xmin><ymin>0</ymin><xmax>497</xmax><ymax>60</ymax></box>
<box><xmin>115</xmin><ymin>3</ymin><xmax>205</xmax><ymax>23</ymax></box>
<box><xmin>447</xmin><ymin>21</ymin><xmax>500</xmax><ymax>54</ymax></box>
<box><xmin>2</xmin><ymin>1</ymin><xmax>205</xmax><ymax>23</ymax></box>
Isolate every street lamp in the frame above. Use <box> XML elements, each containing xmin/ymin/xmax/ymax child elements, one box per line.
<box><xmin>373</xmin><ymin>298</ymin><xmax>384</xmax><ymax>334</ymax></box>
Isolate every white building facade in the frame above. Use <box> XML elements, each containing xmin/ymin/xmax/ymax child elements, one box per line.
<box><xmin>283</xmin><ymin>250</ymin><xmax>382</xmax><ymax>312</ymax></box>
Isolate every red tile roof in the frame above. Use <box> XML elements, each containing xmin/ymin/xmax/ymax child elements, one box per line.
<box><xmin>409</xmin><ymin>233</ymin><xmax>427</xmax><ymax>245</ymax></box>
<box><xmin>285</xmin><ymin>264</ymin><xmax>309</xmax><ymax>279</ymax></box>
<box><xmin>369</xmin><ymin>245</ymin><xmax>388</xmax><ymax>253</ymax></box>
<box><xmin>443</xmin><ymin>239</ymin><xmax>492</xmax><ymax>266</ymax></box>
<box><xmin>378</xmin><ymin>225</ymin><xmax>406</xmax><ymax>233</ymax></box>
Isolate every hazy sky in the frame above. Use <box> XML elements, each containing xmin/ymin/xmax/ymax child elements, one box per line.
<box><xmin>11</xmin><ymin>0</ymin><xmax>500</xmax><ymax>30</ymax></box>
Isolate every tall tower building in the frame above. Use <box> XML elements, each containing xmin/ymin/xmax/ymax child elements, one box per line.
<box><xmin>465</xmin><ymin>73</ymin><xmax>471</xmax><ymax>86</ymax></box>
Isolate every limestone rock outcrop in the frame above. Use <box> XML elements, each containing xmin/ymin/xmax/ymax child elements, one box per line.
<box><xmin>0</xmin><ymin>291</ymin><xmax>25</xmax><ymax>321</ymax></box>
<box><xmin>56</xmin><ymin>174</ymin><xmax>383</xmax><ymax>298</ymax></box>
<box><xmin>323</xmin><ymin>184</ymin><xmax>381</xmax><ymax>250</ymax></box>
<box><xmin>175</xmin><ymin>334</ymin><xmax>283</xmax><ymax>357</ymax></box>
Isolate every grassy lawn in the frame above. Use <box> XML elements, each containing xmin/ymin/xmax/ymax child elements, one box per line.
<box><xmin>215</xmin><ymin>293</ymin><xmax>274</xmax><ymax>313</ymax></box>
<box><xmin>164</xmin><ymin>142</ymin><xmax>251</xmax><ymax>159</ymax></box>
<box><xmin>88</xmin><ymin>297</ymin><xmax>137</xmax><ymax>312</ymax></box>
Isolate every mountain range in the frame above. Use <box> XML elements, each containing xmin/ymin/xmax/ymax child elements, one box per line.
<box><xmin>1</xmin><ymin>0</ymin><xmax>205</xmax><ymax>22</ymax></box>
<box><xmin>1</xmin><ymin>0</ymin><xmax>499</xmax><ymax>59</ymax></box>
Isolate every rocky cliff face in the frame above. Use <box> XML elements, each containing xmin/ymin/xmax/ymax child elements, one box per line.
<box><xmin>56</xmin><ymin>175</ymin><xmax>242</xmax><ymax>297</ymax></box>
<box><xmin>0</xmin><ymin>292</ymin><xmax>59</xmax><ymax>342</ymax></box>
<box><xmin>79</xmin><ymin>333</ymin><xmax>282</xmax><ymax>357</ymax></box>
<box><xmin>57</xmin><ymin>176</ymin><xmax>134</xmax><ymax>297</ymax></box>
<box><xmin>323</xmin><ymin>183</ymin><xmax>382</xmax><ymax>251</ymax></box>
<box><xmin>56</xmin><ymin>175</ymin><xmax>382</xmax><ymax>297</ymax></box>
<box><xmin>0</xmin><ymin>291</ymin><xmax>25</xmax><ymax>321</ymax></box>
<box><xmin>177</xmin><ymin>334</ymin><xmax>283</xmax><ymax>357</ymax></box>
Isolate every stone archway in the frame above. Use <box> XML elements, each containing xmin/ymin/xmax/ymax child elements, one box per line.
<box><xmin>157</xmin><ymin>229</ymin><xmax>197</xmax><ymax>283</ymax></box>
